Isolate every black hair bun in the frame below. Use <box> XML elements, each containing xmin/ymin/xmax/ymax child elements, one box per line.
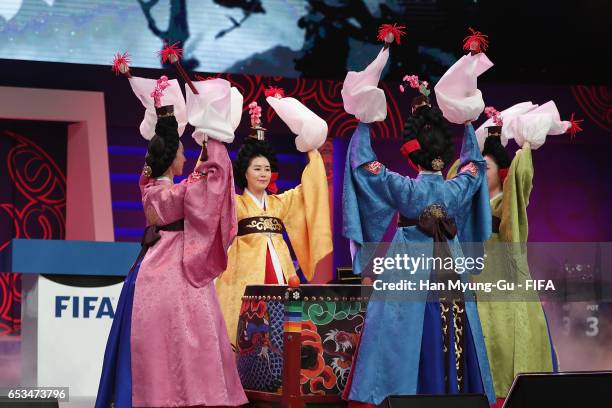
<box><xmin>402</xmin><ymin>106</ymin><xmax>454</xmax><ymax>171</ymax></box>
<box><xmin>144</xmin><ymin>115</ymin><xmax>180</xmax><ymax>178</ymax></box>
<box><xmin>482</xmin><ymin>135</ymin><xmax>511</xmax><ymax>169</ymax></box>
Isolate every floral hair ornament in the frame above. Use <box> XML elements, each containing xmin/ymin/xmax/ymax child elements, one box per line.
<box><xmin>257</xmin><ymin>86</ymin><xmax>284</xmax><ymax>140</ymax></box>
<box><xmin>248</xmin><ymin>101</ymin><xmax>266</xmax><ymax>140</ymax></box>
<box><xmin>141</xmin><ymin>75</ymin><xmax>172</xmax><ymax>178</ymax></box>
<box><xmin>484</xmin><ymin>106</ymin><xmax>503</xmax><ymax>137</ymax></box>
<box><xmin>399</xmin><ymin>74</ymin><xmax>430</xmax><ymax>97</ymax></box>
<box><xmin>483</xmin><ymin>106</ymin><xmax>509</xmax><ymax>183</ymax></box>
<box><xmin>150</xmin><ymin>75</ymin><xmax>171</xmax><ymax>109</ymax></box>
<box><xmin>484</xmin><ymin>106</ymin><xmax>503</xmax><ymax>126</ymax></box>
<box><xmin>127</xmin><ymin>76</ymin><xmax>188</xmax><ymax>139</ymax></box>
<box><xmin>248</xmin><ymin>98</ymin><xmax>278</xmax><ymax>193</ymax></box>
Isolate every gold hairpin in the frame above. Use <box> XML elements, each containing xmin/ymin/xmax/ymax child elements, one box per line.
<box><xmin>431</xmin><ymin>158</ymin><xmax>445</xmax><ymax>171</ymax></box>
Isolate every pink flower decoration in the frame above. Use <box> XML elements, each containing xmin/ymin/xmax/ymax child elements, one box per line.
<box><xmin>400</xmin><ymin>73</ymin><xmax>430</xmax><ymax>97</ymax></box>
<box><xmin>151</xmin><ymin>75</ymin><xmax>170</xmax><ymax>108</ymax></box>
<box><xmin>484</xmin><ymin>107</ymin><xmax>496</xmax><ymax>115</ymax></box>
<box><xmin>484</xmin><ymin>106</ymin><xmax>502</xmax><ymax>126</ymax></box>
<box><xmin>404</xmin><ymin>75</ymin><xmax>420</xmax><ymax>89</ymax></box>
<box><xmin>249</xmin><ymin>101</ymin><xmax>262</xmax><ymax>127</ymax></box>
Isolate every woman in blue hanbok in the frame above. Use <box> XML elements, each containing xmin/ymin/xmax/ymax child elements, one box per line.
<box><xmin>341</xmin><ymin>30</ymin><xmax>496</xmax><ymax>406</ymax></box>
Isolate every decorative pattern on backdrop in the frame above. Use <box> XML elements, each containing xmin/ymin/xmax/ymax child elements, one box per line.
<box><xmin>0</xmin><ymin>124</ymin><xmax>67</xmax><ymax>335</ymax></box>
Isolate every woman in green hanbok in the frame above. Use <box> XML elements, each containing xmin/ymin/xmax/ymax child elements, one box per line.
<box><xmin>448</xmin><ymin>101</ymin><xmax>582</xmax><ymax>401</ymax></box>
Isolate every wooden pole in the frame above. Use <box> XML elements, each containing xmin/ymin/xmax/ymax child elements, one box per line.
<box><xmin>281</xmin><ymin>277</ymin><xmax>305</xmax><ymax>408</ymax></box>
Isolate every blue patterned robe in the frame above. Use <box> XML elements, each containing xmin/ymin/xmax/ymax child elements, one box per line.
<box><xmin>342</xmin><ymin>122</ymin><xmax>495</xmax><ymax>404</ymax></box>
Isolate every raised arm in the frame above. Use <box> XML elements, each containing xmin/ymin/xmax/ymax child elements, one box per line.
<box><xmin>182</xmin><ymin>139</ymin><xmax>237</xmax><ymax>287</ymax></box>
<box><xmin>275</xmin><ymin>149</ymin><xmax>332</xmax><ymax>281</ymax></box>
<box><xmin>348</xmin><ymin>123</ymin><xmax>415</xmax><ymax>215</ymax></box>
<box><xmin>499</xmin><ymin>143</ymin><xmax>533</xmax><ymax>242</ymax></box>
<box><xmin>445</xmin><ymin>123</ymin><xmax>491</xmax><ymax>247</ymax></box>
<box><xmin>343</xmin><ymin>123</ymin><xmax>415</xmax><ymax>275</ymax></box>
<box><xmin>447</xmin><ymin>123</ymin><xmax>487</xmax><ymax>209</ymax></box>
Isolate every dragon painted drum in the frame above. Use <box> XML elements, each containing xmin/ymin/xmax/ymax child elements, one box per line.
<box><xmin>236</xmin><ymin>284</ymin><xmax>369</xmax><ymax>397</ymax></box>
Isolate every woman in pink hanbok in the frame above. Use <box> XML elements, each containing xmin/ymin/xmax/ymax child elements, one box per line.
<box><xmin>95</xmin><ymin>75</ymin><xmax>247</xmax><ymax>407</ymax></box>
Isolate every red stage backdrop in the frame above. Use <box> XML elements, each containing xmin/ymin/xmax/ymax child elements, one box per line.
<box><xmin>0</xmin><ymin>120</ymin><xmax>67</xmax><ymax>335</ymax></box>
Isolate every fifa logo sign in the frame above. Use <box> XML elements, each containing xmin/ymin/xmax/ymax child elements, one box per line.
<box><xmin>55</xmin><ymin>296</ymin><xmax>115</xmax><ymax>319</ymax></box>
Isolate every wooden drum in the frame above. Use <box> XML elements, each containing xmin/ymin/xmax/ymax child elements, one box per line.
<box><xmin>236</xmin><ymin>284</ymin><xmax>370</xmax><ymax>404</ymax></box>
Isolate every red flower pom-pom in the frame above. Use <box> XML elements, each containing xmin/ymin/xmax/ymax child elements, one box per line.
<box><xmin>111</xmin><ymin>51</ymin><xmax>130</xmax><ymax>75</ymax></box>
<box><xmin>159</xmin><ymin>42</ymin><xmax>183</xmax><ymax>64</ymax></box>
<box><xmin>463</xmin><ymin>27</ymin><xmax>489</xmax><ymax>53</ymax></box>
<box><xmin>265</xmin><ymin>86</ymin><xmax>285</xmax><ymax>98</ymax></box>
<box><xmin>377</xmin><ymin>23</ymin><xmax>406</xmax><ymax>45</ymax></box>
<box><xmin>567</xmin><ymin>113</ymin><xmax>584</xmax><ymax>139</ymax></box>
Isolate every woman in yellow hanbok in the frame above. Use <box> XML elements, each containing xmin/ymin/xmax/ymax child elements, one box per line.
<box><xmin>216</xmin><ymin>89</ymin><xmax>333</xmax><ymax>342</ymax></box>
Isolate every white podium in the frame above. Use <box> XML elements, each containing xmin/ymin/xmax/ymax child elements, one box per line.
<box><xmin>4</xmin><ymin>239</ymin><xmax>140</xmax><ymax>398</ymax></box>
